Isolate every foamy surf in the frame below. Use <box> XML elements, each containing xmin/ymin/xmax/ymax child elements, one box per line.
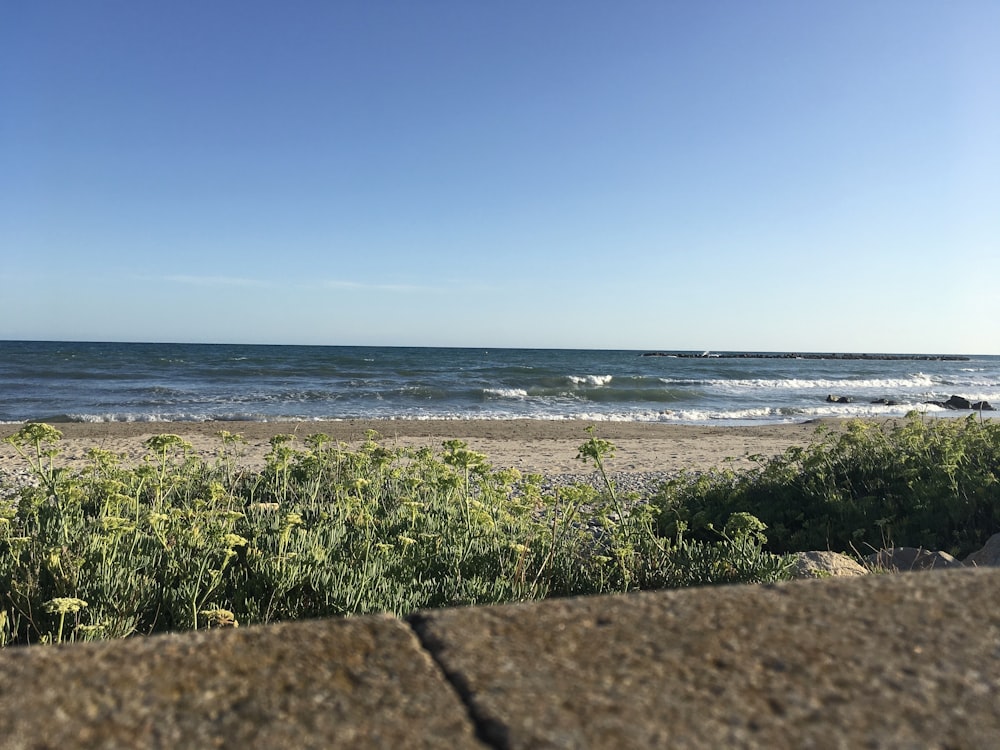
<box><xmin>2</xmin><ymin>342</ymin><xmax>996</xmax><ymax>426</ymax></box>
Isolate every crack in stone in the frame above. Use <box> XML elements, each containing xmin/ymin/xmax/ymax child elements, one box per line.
<box><xmin>407</xmin><ymin>613</ymin><xmax>510</xmax><ymax>750</ymax></box>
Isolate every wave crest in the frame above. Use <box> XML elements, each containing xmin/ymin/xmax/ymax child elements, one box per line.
<box><xmin>483</xmin><ymin>387</ymin><xmax>529</xmax><ymax>400</ymax></box>
<box><xmin>568</xmin><ymin>374</ymin><xmax>613</xmax><ymax>386</ymax></box>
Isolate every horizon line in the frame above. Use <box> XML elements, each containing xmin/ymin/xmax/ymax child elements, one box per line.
<box><xmin>0</xmin><ymin>338</ymin><xmax>993</xmax><ymax>358</ymax></box>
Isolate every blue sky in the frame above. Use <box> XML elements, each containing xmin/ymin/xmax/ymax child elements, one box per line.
<box><xmin>2</xmin><ymin>1</ymin><xmax>998</xmax><ymax>353</ymax></box>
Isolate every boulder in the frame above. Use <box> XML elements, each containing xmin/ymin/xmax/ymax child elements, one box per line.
<box><xmin>826</xmin><ymin>395</ymin><xmax>852</xmax><ymax>404</ymax></box>
<box><xmin>864</xmin><ymin>547</ymin><xmax>965</xmax><ymax>572</ymax></box>
<box><xmin>965</xmin><ymin>533</ymin><xmax>1000</xmax><ymax>567</ymax></box>
<box><xmin>788</xmin><ymin>551</ymin><xmax>868</xmax><ymax>579</ymax></box>
<box><xmin>945</xmin><ymin>395</ymin><xmax>973</xmax><ymax>410</ymax></box>
<box><xmin>923</xmin><ymin>395</ymin><xmax>992</xmax><ymax>410</ymax></box>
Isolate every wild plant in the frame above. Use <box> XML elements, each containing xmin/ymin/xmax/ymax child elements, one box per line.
<box><xmin>216</xmin><ymin>429</ymin><xmax>247</xmax><ymax>484</ymax></box>
<box><xmin>4</xmin><ymin>423</ymin><xmax>64</xmax><ymax>490</ymax></box>
<box><xmin>654</xmin><ymin>413</ymin><xmax>1000</xmax><ymax>556</ymax></box>
<box><xmin>1</xmin><ymin>422</ymin><xmax>791</xmax><ymax>648</ymax></box>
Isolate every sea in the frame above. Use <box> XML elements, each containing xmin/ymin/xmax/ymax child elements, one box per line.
<box><xmin>1</xmin><ymin>341</ymin><xmax>998</xmax><ymax>426</ymax></box>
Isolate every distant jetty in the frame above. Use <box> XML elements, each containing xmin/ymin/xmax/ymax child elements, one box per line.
<box><xmin>639</xmin><ymin>352</ymin><xmax>970</xmax><ymax>361</ymax></box>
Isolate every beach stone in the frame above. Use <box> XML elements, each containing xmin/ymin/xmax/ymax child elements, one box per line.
<box><xmin>925</xmin><ymin>395</ymin><xmax>994</xmax><ymax>411</ymax></box>
<box><xmin>0</xmin><ymin>615</ymin><xmax>483</xmax><ymax>749</ymax></box>
<box><xmin>787</xmin><ymin>550</ymin><xmax>868</xmax><ymax>578</ymax></box>
<box><xmin>864</xmin><ymin>547</ymin><xmax>965</xmax><ymax>572</ymax></box>
<box><xmin>946</xmin><ymin>395</ymin><xmax>973</xmax><ymax>410</ymax></box>
<box><xmin>412</xmin><ymin>569</ymin><xmax>1000</xmax><ymax>749</ymax></box>
<box><xmin>825</xmin><ymin>395</ymin><xmax>852</xmax><ymax>403</ymax></box>
<box><xmin>965</xmin><ymin>532</ymin><xmax>1000</xmax><ymax>567</ymax></box>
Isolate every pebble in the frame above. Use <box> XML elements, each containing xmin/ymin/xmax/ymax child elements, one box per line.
<box><xmin>0</xmin><ymin>469</ymin><xmax>36</xmax><ymax>501</ymax></box>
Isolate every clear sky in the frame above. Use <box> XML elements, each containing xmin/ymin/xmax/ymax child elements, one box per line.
<box><xmin>2</xmin><ymin>2</ymin><xmax>998</xmax><ymax>353</ymax></box>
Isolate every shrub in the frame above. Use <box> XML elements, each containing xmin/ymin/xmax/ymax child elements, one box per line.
<box><xmin>653</xmin><ymin>413</ymin><xmax>1000</xmax><ymax>557</ymax></box>
<box><xmin>1</xmin><ymin>425</ymin><xmax>788</xmax><ymax>647</ymax></box>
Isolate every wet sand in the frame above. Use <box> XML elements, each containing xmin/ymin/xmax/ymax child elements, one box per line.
<box><xmin>0</xmin><ymin>419</ymin><xmax>843</xmax><ymax>475</ymax></box>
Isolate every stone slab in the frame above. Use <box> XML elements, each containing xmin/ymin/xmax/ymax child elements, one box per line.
<box><xmin>0</xmin><ymin>615</ymin><xmax>484</xmax><ymax>749</ymax></box>
<box><xmin>412</xmin><ymin>569</ymin><xmax>1000</xmax><ymax>748</ymax></box>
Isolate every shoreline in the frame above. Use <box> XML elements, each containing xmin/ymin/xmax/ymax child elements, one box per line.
<box><xmin>0</xmin><ymin>418</ymin><xmax>847</xmax><ymax>475</ymax></box>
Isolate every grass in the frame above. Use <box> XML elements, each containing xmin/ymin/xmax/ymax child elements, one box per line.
<box><xmin>0</xmin><ymin>424</ymin><xmax>787</xmax><ymax>647</ymax></box>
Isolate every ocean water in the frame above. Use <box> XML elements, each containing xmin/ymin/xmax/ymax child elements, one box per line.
<box><xmin>1</xmin><ymin>341</ymin><xmax>999</xmax><ymax>425</ymax></box>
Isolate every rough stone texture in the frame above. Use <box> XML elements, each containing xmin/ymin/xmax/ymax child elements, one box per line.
<box><xmin>0</xmin><ymin>615</ymin><xmax>483</xmax><ymax>750</ymax></box>
<box><xmin>413</xmin><ymin>569</ymin><xmax>1000</xmax><ymax>749</ymax></box>
<box><xmin>787</xmin><ymin>550</ymin><xmax>868</xmax><ymax>579</ymax></box>
<box><xmin>965</xmin><ymin>532</ymin><xmax>1000</xmax><ymax>567</ymax></box>
<box><xmin>3</xmin><ymin>571</ymin><xmax>1000</xmax><ymax>749</ymax></box>
<box><xmin>864</xmin><ymin>547</ymin><xmax>965</xmax><ymax>572</ymax></box>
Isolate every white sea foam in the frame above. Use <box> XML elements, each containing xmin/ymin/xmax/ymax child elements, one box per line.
<box><xmin>568</xmin><ymin>375</ymin><xmax>614</xmax><ymax>386</ymax></box>
<box><xmin>484</xmin><ymin>387</ymin><xmax>530</xmax><ymax>400</ymax></box>
<box><xmin>672</xmin><ymin>374</ymin><xmax>939</xmax><ymax>391</ymax></box>
<box><xmin>653</xmin><ymin>396</ymin><xmax>975</xmax><ymax>422</ymax></box>
<box><xmin>69</xmin><ymin>413</ymin><xmax>188</xmax><ymax>423</ymax></box>
<box><xmin>71</xmin><ymin>413</ymin><xmax>170</xmax><ymax>423</ymax></box>
<box><xmin>547</xmin><ymin>411</ymin><xmax>668</xmax><ymax>422</ymax></box>
<box><xmin>655</xmin><ymin>407</ymin><xmax>792</xmax><ymax>423</ymax></box>
<box><xmin>68</xmin><ymin>412</ymin><xmax>272</xmax><ymax>423</ymax></box>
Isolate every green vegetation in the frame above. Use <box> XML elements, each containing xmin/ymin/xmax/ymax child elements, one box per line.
<box><xmin>4</xmin><ymin>413</ymin><xmax>996</xmax><ymax>648</ymax></box>
<box><xmin>0</xmin><ymin>424</ymin><xmax>785</xmax><ymax>647</ymax></box>
<box><xmin>655</xmin><ymin>413</ymin><xmax>1000</xmax><ymax>558</ymax></box>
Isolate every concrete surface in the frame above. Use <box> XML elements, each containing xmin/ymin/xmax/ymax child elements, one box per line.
<box><xmin>0</xmin><ymin>614</ymin><xmax>483</xmax><ymax>749</ymax></box>
<box><xmin>1</xmin><ymin>569</ymin><xmax>998</xmax><ymax>749</ymax></box>
<box><xmin>413</xmin><ymin>568</ymin><xmax>1000</xmax><ymax>748</ymax></box>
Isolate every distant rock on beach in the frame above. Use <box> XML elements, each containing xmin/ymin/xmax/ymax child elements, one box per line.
<box><xmin>789</xmin><ymin>551</ymin><xmax>867</xmax><ymax>579</ymax></box>
<box><xmin>965</xmin><ymin>533</ymin><xmax>1000</xmax><ymax>567</ymax></box>
<box><xmin>864</xmin><ymin>548</ymin><xmax>965</xmax><ymax>572</ymax></box>
<box><xmin>923</xmin><ymin>395</ymin><xmax>995</xmax><ymax>411</ymax></box>
<box><xmin>793</xmin><ymin>535</ymin><xmax>1000</xmax><ymax>579</ymax></box>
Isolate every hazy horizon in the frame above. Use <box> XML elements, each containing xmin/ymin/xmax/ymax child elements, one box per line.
<box><xmin>1</xmin><ymin>338</ymin><xmax>994</xmax><ymax>358</ymax></box>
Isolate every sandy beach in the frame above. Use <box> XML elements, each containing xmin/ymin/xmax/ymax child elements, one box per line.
<box><xmin>0</xmin><ymin>419</ymin><xmax>843</xmax><ymax>476</ymax></box>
